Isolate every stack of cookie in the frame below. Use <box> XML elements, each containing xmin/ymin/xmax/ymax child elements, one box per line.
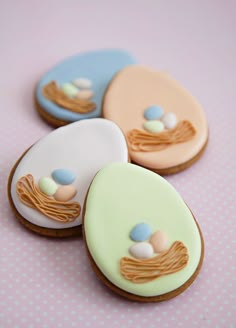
<box><xmin>8</xmin><ymin>49</ymin><xmax>207</xmax><ymax>302</ymax></box>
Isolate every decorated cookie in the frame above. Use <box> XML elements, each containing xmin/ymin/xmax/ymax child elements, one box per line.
<box><xmin>35</xmin><ymin>49</ymin><xmax>136</xmax><ymax>127</ymax></box>
<box><xmin>103</xmin><ymin>65</ymin><xmax>208</xmax><ymax>174</ymax></box>
<box><xmin>83</xmin><ymin>163</ymin><xmax>204</xmax><ymax>302</ymax></box>
<box><xmin>8</xmin><ymin>119</ymin><xmax>128</xmax><ymax>237</ymax></box>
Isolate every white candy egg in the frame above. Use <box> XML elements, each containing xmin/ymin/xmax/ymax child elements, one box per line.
<box><xmin>129</xmin><ymin>242</ymin><xmax>154</xmax><ymax>259</ymax></box>
<box><xmin>161</xmin><ymin>112</ymin><xmax>177</xmax><ymax>129</ymax></box>
<box><xmin>73</xmin><ymin>78</ymin><xmax>92</xmax><ymax>89</ymax></box>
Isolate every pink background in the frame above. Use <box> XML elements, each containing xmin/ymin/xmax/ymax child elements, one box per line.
<box><xmin>0</xmin><ymin>1</ymin><xmax>235</xmax><ymax>327</ymax></box>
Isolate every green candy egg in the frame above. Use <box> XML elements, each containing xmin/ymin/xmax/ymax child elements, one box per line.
<box><xmin>38</xmin><ymin>177</ymin><xmax>58</xmax><ymax>196</ymax></box>
<box><xmin>143</xmin><ymin>120</ymin><xmax>165</xmax><ymax>133</ymax></box>
<box><xmin>61</xmin><ymin>83</ymin><xmax>79</xmax><ymax>98</ymax></box>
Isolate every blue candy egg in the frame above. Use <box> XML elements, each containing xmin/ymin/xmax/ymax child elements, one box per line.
<box><xmin>130</xmin><ymin>223</ymin><xmax>152</xmax><ymax>242</ymax></box>
<box><xmin>52</xmin><ymin>169</ymin><xmax>76</xmax><ymax>185</ymax></box>
<box><xmin>144</xmin><ymin>105</ymin><xmax>164</xmax><ymax>120</ymax></box>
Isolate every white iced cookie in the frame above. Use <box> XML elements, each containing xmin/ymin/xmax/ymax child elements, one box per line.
<box><xmin>8</xmin><ymin>119</ymin><xmax>128</xmax><ymax>237</ymax></box>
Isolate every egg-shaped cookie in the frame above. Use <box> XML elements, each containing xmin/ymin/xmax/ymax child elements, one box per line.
<box><xmin>103</xmin><ymin>65</ymin><xmax>208</xmax><ymax>174</ymax></box>
<box><xmin>83</xmin><ymin>163</ymin><xmax>204</xmax><ymax>302</ymax></box>
<box><xmin>8</xmin><ymin>119</ymin><xmax>128</xmax><ymax>237</ymax></box>
<box><xmin>36</xmin><ymin>49</ymin><xmax>136</xmax><ymax>127</ymax></box>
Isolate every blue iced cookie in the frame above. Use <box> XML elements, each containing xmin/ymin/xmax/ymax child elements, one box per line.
<box><xmin>35</xmin><ymin>49</ymin><xmax>136</xmax><ymax>127</ymax></box>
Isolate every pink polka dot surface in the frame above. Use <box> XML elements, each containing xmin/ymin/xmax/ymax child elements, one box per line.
<box><xmin>0</xmin><ymin>1</ymin><xmax>235</xmax><ymax>327</ymax></box>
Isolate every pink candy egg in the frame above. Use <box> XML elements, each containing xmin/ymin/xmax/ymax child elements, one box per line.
<box><xmin>54</xmin><ymin>185</ymin><xmax>77</xmax><ymax>202</ymax></box>
<box><xmin>75</xmin><ymin>89</ymin><xmax>94</xmax><ymax>100</ymax></box>
<box><xmin>149</xmin><ymin>230</ymin><xmax>169</xmax><ymax>253</ymax></box>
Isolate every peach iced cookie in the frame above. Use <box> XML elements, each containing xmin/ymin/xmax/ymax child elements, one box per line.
<box><xmin>103</xmin><ymin>65</ymin><xmax>208</xmax><ymax>174</ymax></box>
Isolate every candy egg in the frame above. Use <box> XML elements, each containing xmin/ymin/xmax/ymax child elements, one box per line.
<box><xmin>143</xmin><ymin>120</ymin><xmax>165</xmax><ymax>133</ymax></box>
<box><xmin>144</xmin><ymin>105</ymin><xmax>164</xmax><ymax>120</ymax></box>
<box><xmin>129</xmin><ymin>242</ymin><xmax>154</xmax><ymax>259</ymax></box>
<box><xmin>54</xmin><ymin>185</ymin><xmax>77</xmax><ymax>202</ymax></box>
<box><xmin>75</xmin><ymin>89</ymin><xmax>94</xmax><ymax>100</ymax></box>
<box><xmin>161</xmin><ymin>112</ymin><xmax>177</xmax><ymax>129</ymax></box>
<box><xmin>61</xmin><ymin>83</ymin><xmax>79</xmax><ymax>98</ymax></box>
<box><xmin>52</xmin><ymin>169</ymin><xmax>76</xmax><ymax>185</ymax></box>
<box><xmin>73</xmin><ymin>78</ymin><xmax>92</xmax><ymax>89</ymax></box>
<box><xmin>38</xmin><ymin>177</ymin><xmax>58</xmax><ymax>196</ymax></box>
<box><xmin>130</xmin><ymin>223</ymin><xmax>152</xmax><ymax>242</ymax></box>
<box><xmin>150</xmin><ymin>230</ymin><xmax>169</xmax><ymax>253</ymax></box>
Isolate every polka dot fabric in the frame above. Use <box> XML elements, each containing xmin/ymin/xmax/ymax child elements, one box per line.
<box><xmin>0</xmin><ymin>1</ymin><xmax>235</xmax><ymax>327</ymax></box>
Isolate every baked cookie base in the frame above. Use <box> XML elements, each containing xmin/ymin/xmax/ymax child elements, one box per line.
<box><xmin>82</xmin><ymin>194</ymin><xmax>204</xmax><ymax>302</ymax></box>
<box><xmin>132</xmin><ymin>136</ymin><xmax>209</xmax><ymax>176</ymax></box>
<box><xmin>35</xmin><ymin>98</ymin><xmax>70</xmax><ymax>128</ymax></box>
<box><xmin>8</xmin><ymin>149</ymin><xmax>82</xmax><ymax>238</ymax></box>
